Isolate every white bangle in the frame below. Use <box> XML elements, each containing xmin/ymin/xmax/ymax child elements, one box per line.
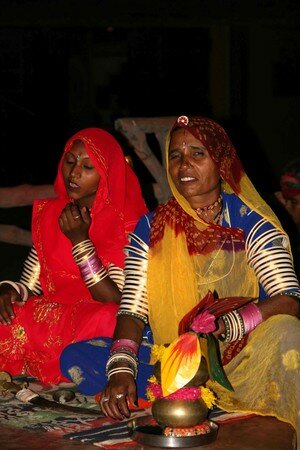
<box><xmin>0</xmin><ymin>281</ymin><xmax>28</xmax><ymax>303</ymax></box>
<box><xmin>0</xmin><ymin>280</ymin><xmax>21</xmax><ymax>294</ymax></box>
<box><xmin>107</xmin><ymin>367</ymin><xmax>135</xmax><ymax>380</ymax></box>
<box><xmin>16</xmin><ymin>283</ymin><xmax>29</xmax><ymax>302</ymax></box>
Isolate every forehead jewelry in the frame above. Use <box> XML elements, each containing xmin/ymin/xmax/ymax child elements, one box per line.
<box><xmin>177</xmin><ymin>115</ymin><xmax>189</xmax><ymax>126</ymax></box>
<box><xmin>76</xmin><ymin>154</ymin><xmax>80</xmax><ymax>161</ymax></box>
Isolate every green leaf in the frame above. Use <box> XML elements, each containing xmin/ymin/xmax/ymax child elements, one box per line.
<box><xmin>205</xmin><ymin>333</ymin><xmax>234</xmax><ymax>391</ymax></box>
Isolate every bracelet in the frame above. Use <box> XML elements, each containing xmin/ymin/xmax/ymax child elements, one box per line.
<box><xmin>106</xmin><ymin>354</ymin><xmax>138</xmax><ymax>376</ymax></box>
<box><xmin>84</xmin><ymin>267</ymin><xmax>107</xmax><ymax>288</ymax></box>
<box><xmin>107</xmin><ymin>366</ymin><xmax>135</xmax><ymax>380</ymax></box>
<box><xmin>16</xmin><ymin>282</ymin><xmax>29</xmax><ymax>302</ymax></box>
<box><xmin>78</xmin><ymin>254</ymin><xmax>104</xmax><ymax>280</ymax></box>
<box><xmin>72</xmin><ymin>240</ymin><xmax>95</xmax><ymax>263</ymax></box>
<box><xmin>110</xmin><ymin>348</ymin><xmax>138</xmax><ymax>362</ymax></box>
<box><xmin>0</xmin><ymin>280</ymin><xmax>28</xmax><ymax>303</ymax></box>
<box><xmin>72</xmin><ymin>240</ymin><xmax>107</xmax><ymax>288</ymax></box>
<box><xmin>106</xmin><ymin>353</ymin><xmax>138</xmax><ymax>378</ymax></box>
<box><xmin>110</xmin><ymin>338</ymin><xmax>139</xmax><ymax>355</ymax></box>
<box><xmin>0</xmin><ymin>280</ymin><xmax>21</xmax><ymax>294</ymax></box>
<box><xmin>280</xmin><ymin>291</ymin><xmax>300</xmax><ymax>301</ymax></box>
<box><xmin>221</xmin><ymin>310</ymin><xmax>245</xmax><ymax>342</ymax></box>
<box><xmin>116</xmin><ymin>310</ymin><xmax>148</xmax><ymax>324</ymax></box>
<box><xmin>239</xmin><ymin>303</ymin><xmax>262</xmax><ymax>334</ymax></box>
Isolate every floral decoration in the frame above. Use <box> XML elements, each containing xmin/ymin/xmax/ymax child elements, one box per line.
<box><xmin>146</xmin><ymin>375</ymin><xmax>216</xmax><ymax>409</ymax></box>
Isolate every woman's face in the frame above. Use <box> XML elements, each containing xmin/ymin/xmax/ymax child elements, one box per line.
<box><xmin>285</xmin><ymin>194</ymin><xmax>300</xmax><ymax>226</ymax></box>
<box><xmin>168</xmin><ymin>128</ymin><xmax>220</xmax><ymax>209</ymax></box>
<box><xmin>62</xmin><ymin>140</ymin><xmax>100</xmax><ymax>208</ymax></box>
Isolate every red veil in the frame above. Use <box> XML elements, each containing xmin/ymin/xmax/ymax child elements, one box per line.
<box><xmin>32</xmin><ymin>128</ymin><xmax>147</xmax><ymax>301</ymax></box>
<box><xmin>0</xmin><ymin>128</ymin><xmax>147</xmax><ymax>383</ymax></box>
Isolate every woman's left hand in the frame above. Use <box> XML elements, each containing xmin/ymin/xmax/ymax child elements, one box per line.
<box><xmin>58</xmin><ymin>202</ymin><xmax>91</xmax><ymax>245</ymax></box>
<box><xmin>213</xmin><ymin>317</ymin><xmax>225</xmax><ymax>339</ymax></box>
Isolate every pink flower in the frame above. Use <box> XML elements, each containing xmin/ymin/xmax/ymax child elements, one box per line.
<box><xmin>190</xmin><ymin>311</ymin><xmax>216</xmax><ymax>334</ymax></box>
<box><xmin>146</xmin><ymin>380</ymin><xmax>201</xmax><ymax>402</ymax></box>
<box><xmin>147</xmin><ymin>381</ymin><xmax>163</xmax><ymax>399</ymax></box>
<box><xmin>166</xmin><ymin>386</ymin><xmax>201</xmax><ymax>401</ymax></box>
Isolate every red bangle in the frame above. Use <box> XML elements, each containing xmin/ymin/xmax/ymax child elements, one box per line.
<box><xmin>239</xmin><ymin>303</ymin><xmax>262</xmax><ymax>334</ymax></box>
<box><xmin>110</xmin><ymin>338</ymin><xmax>139</xmax><ymax>355</ymax></box>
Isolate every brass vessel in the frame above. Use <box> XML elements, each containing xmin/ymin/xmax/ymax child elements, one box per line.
<box><xmin>152</xmin><ymin>397</ymin><xmax>208</xmax><ymax>428</ymax></box>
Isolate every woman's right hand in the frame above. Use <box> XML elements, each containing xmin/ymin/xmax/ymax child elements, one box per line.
<box><xmin>58</xmin><ymin>202</ymin><xmax>91</xmax><ymax>246</ymax></box>
<box><xmin>0</xmin><ymin>283</ymin><xmax>21</xmax><ymax>325</ymax></box>
<box><xmin>100</xmin><ymin>372</ymin><xmax>137</xmax><ymax>420</ymax></box>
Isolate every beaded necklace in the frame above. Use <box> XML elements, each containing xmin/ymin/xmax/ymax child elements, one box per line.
<box><xmin>195</xmin><ymin>195</ymin><xmax>222</xmax><ymax>217</ymax></box>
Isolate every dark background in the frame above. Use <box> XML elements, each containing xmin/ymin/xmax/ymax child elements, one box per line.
<box><xmin>0</xmin><ymin>0</ymin><xmax>300</xmax><ymax>276</ymax></box>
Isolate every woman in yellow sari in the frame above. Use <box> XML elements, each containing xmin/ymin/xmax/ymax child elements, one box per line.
<box><xmin>61</xmin><ymin>116</ymin><xmax>300</xmax><ymax>445</ymax></box>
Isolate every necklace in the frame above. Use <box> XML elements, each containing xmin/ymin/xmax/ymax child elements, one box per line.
<box><xmin>212</xmin><ymin>207</ymin><xmax>222</xmax><ymax>224</ymax></box>
<box><xmin>195</xmin><ymin>195</ymin><xmax>222</xmax><ymax>217</ymax></box>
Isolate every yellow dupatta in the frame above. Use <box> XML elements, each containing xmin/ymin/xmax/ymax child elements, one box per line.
<box><xmin>147</xmin><ymin>116</ymin><xmax>288</xmax><ymax>345</ymax></box>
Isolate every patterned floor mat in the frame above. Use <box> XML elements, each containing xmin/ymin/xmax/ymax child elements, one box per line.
<box><xmin>0</xmin><ymin>375</ymin><xmax>255</xmax><ymax>448</ymax></box>
<box><xmin>0</xmin><ymin>375</ymin><xmax>150</xmax><ymax>448</ymax></box>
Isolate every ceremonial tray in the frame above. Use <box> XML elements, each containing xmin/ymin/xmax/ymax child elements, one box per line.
<box><xmin>128</xmin><ymin>418</ymin><xmax>218</xmax><ymax>448</ymax></box>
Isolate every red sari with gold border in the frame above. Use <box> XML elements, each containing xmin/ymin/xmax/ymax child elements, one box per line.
<box><xmin>0</xmin><ymin>128</ymin><xmax>147</xmax><ymax>383</ymax></box>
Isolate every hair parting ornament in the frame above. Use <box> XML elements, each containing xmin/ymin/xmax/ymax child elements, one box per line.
<box><xmin>177</xmin><ymin>115</ymin><xmax>189</xmax><ymax>126</ymax></box>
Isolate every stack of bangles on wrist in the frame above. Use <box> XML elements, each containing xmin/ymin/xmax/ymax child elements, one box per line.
<box><xmin>0</xmin><ymin>280</ymin><xmax>28</xmax><ymax>303</ymax></box>
<box><xmin>220</xmin><ymin>302</ymin><xmax>263</xmax><ymax>342</ymax></box>
<box><xmin>72</xmin><ymin>239</ymin><xmax>107</xmax><ymax>288</ymax></box>
<box><xmin>106</xmin><ymin>339</ymin><xmax>139</xmax><ymax>380</ymax></box>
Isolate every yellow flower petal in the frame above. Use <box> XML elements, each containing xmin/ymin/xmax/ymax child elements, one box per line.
<box><xmin>161</xmin><ymin>332</ymin><xmax>201</xmax><ymax>396</ymax></box>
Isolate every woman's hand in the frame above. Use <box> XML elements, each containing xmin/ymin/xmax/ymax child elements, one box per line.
<box><xmin>100</xmin><ymin>372</ymin><xmax>137</xmax><ymax>420</ymax></box>
<box><xmin>59</xmin><ymin>202</ymin><xmax>91</xmax><ymax>246</ymax></box>
<box><xmin>0</xmin><ymin>283</ymin><xmax>22</xmax><ymax>325</ymax></box>
<box><xmin>213</xmin><ymin>317</ymin><xmax>225</xmax><ymax>339</ymax></box>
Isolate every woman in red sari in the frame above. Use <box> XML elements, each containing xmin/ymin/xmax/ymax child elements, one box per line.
<box><xmin>0</xmin><ymin>127</ymin><xmax>147</xmax><ymax>383</ymax></box>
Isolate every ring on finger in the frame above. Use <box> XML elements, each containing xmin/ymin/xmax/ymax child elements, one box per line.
<box><xmin>115</xmin><ymin>393</ymin><xmax>125</xmax><ymax>400</ymax></box>
<box><xmin>101</xmin><ymin>396</ymin><xmax>110</xmax><ymax>403</ymax></box>
<box><xmin>73</xmin><ymin>215</ymin><xmax>81</xmax><ymax>219</ymax></box>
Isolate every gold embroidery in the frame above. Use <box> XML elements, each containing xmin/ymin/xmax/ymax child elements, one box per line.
<box><xmin>267</xmin><ymin>381</ymin><xmax>281</xmax><ymax>401</ymax></box>
<box><xmin>0</xmin><ymin>324</ymin><xmax>28</xmax><ymax>356</ymax></box>
<box><xmin>239</xmin><ymin>205</ymin><xmax>247</xmax><ymax>216</ymax></box>
<box><xmin>33</xmin><ymin>298</ymin><xmax>63</xmax><ymax>324</ymax></box>
<box><xmin>44</xmin><ymin>335</ymin><xmax>63</xmax><ymax>348</ymax></box>
<box><xmin>282</xmin><ymin>349</ymin><xmax>300</xmax><ymax>370</ymax></box>
<box><xmin>13</xmin><ymin>325</ymin><xmax>27</xmax><ymax>343</ymax></box>
<box><xmin>87</xmin><ymin>339</ymin><xmax>109</xmax><ymax>347</ymax></box>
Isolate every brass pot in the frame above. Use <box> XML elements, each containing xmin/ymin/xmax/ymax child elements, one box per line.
<box><xmin>152</xmin><ymin>397</ymin><xmax>208</xmax><ymax>428</ymax></box>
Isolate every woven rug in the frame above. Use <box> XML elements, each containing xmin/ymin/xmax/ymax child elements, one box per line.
<box><xmin>0</xmin><ymin>375</ymin><xmax>152</xmax><ymax>449</ymax></box>
<box><xmin>0</xmin><ymin>376</ymin><xmax>255</xmax><ymax>448</ymax></box>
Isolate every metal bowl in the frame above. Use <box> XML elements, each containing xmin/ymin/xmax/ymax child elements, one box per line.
<box><xmin>129</xmin><ymin>419</ymin><xmax>218</xmax><ymax>448</ymax></box>
<box><xmin>152</xmin><ymin>398</ymin><xmax>208</xmax><ymax>428</ymax></box>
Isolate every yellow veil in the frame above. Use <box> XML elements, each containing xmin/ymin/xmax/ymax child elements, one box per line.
<box><xmin>147</xmin><ymin>116</ymin><xmax>288</xmax><ymax>344</ymax></box>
